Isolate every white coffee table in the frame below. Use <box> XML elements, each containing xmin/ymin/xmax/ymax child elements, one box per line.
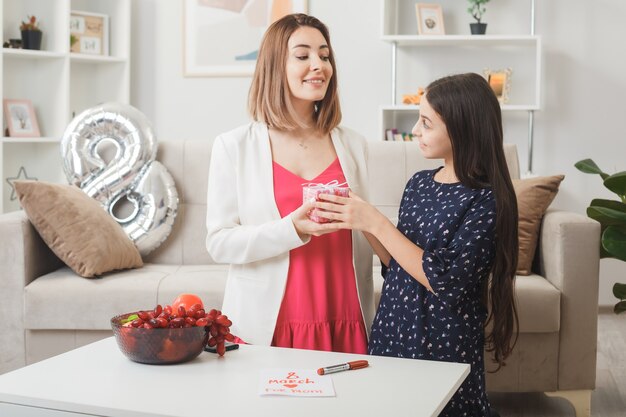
<box><xmin>0</xmin><ymin>337</ymin><xmax>469</xmax><ymax>416</ymax></box>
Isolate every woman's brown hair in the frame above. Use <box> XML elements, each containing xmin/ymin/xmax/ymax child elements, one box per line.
<box><xmin>425</xmin><ymin>73</ymin><xmax>519</xmax><ymax>370</ymax></box>
<box><xmin>248</xmin><ymin>13</ymin><xmax>341</xmax><ymax>134</ymax></box>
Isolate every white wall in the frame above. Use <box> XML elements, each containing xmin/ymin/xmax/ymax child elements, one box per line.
<box><xmin>131</xmin><ymin>0</ymin><xmax>626</xmax><ymax>307</ymax></box>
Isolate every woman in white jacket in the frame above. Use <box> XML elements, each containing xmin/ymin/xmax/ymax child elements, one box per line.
<box><xmin>206</xmin><ymin>14</ymin><xmax>374</xmax><ymax>352</ymax></box>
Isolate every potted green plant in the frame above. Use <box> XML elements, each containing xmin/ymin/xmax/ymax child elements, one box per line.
<box><xmin>467</xmin><ymin>0</ymin><xmax>490</xmax><ymax>35</ymax></box>
<box><xmin>20</xmin><ymin>15</ymin><xmax>42</xmax><ymax>50</ymax></box>
<box><xmin>575</xmin><ymin>158</ymin><xmax>626</xmax><ymax>313</ymax></box>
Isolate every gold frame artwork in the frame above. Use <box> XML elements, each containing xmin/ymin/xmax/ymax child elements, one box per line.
<box><xmin>70</xmin><ymin>11</ymin><xmax>109</xmax><ymax>55</ymax></box>
<box><xmin>484</xmin><ymin>68</ymin><xmax>513</xmax><ymax>103</ymax></box>
<box><xmin>415</xmin><ymin>4</ymin><xmax>445</xmax><ymax>35</ymax></box>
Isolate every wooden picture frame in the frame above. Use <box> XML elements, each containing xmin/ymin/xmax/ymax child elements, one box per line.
<box><xmin>415</xmin><ymin>4</ymin><xmax>445</xmax><ymax>35</ymax></box>
<box><xmin>70</xmin><ymin>11</ymin><xmax>109</xmax><ymax>55</ymax></box>
<box><xmin>183</xmin><ymin>0</ymin><xmax>308</xmax><ymax>77</ymax></box>
<box><xmin>3</xmin><ymin>99</ymin><xmax>41</xmax><ymax>137</ymax></box>
<box><xmin>484</xmin><ymin>68</ymin><xmax>513</xmax><ymax>103</ymax></box>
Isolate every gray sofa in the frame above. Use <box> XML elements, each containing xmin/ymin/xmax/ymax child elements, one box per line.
<box><xmin>0</xmin><ymin>139</ymin><xmax>599</xmax><ymax>416</ymax></box>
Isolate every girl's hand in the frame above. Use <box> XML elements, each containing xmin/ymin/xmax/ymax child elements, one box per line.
<box><xmin>290</xmin><ymin>200</ymin><xmax>341</xmax><ymax>238</ymax></box>
<box><xmin>314</xmin><ymin>191</ymin><xmax>384</xmax><ymax>233</ymax></box>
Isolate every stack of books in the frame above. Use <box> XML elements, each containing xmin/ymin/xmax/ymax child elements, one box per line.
<box><xmin>385</xmin><ymin>129</ymin><xmax>416</xmax><ymax>142</ymax></box>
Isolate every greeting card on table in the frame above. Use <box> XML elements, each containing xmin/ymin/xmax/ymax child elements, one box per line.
<box><xmin>259</xmin><ymin>369</ymin><xmax>335</xmax><ymax>397</ymax></box>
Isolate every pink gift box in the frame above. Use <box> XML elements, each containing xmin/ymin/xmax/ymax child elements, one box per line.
<box><xmin>302</xmin><ymin>183</ymin><xmax>350</xmax><ymax>223</ymax></box>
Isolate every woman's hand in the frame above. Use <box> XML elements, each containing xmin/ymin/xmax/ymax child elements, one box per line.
<box><xmin>290</xmin><ymin>200</ymin><xmax>341</xmax><ymax>239</ymax></box>
<box><xmin>314</xmin><ymin>191</ymin><xmax>386</xmax><ymax>233</ymax></box>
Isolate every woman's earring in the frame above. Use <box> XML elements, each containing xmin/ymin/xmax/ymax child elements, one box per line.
<box><xmin>314</xmin><ymin>103</ymin><xmax>319</xmax><ymax>113</ymax></box>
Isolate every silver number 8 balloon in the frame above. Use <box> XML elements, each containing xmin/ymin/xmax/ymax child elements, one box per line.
<box><xmin>60</xmin><ymin>103</ymin><xmax>178</xmax><ymax>256</ymax></box>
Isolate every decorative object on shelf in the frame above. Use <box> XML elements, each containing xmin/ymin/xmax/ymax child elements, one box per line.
<box><xmin>69</xmin><ymin>11</ymin><xmax>109</xmax><ymax>55</ymax></box>
<box><xmin>183</xmin><ymin>0</ymin><xmax>308</xmax><ymax>77</ymax></box>
<box><xmin>20</xmin><ymin>15</ymin><xmax>42</xmax><ymax>50</ymax></box>
<box><xmin>61</xmin><ymin>103</ymin><xmax>179</xmax><ymax>256</ymax></box>
<box><xmin>5</xmin><ymin>166</ymin><xmax>37</xmax><ymax>201</ymax></box>
<box><xmin>415</xmin><ymin>3</ymin><xmax>445</xmax><ymax>35</ymax></box>
<box><xmin>3</xmin><ymin>99</ymin><xmax>41</xmax><ymax>137</ymax></box>
<box><xmin>467</xmin><ymin>0</ymin><xmax>490</xmax><ymax>35</ymax></box>
<box><xmin>402</xmin><ymin>87</ymin><xmax>425</xmax><ymax>105</ymax></box>
<box><xmin>385</xmin><ymin>128</ymin><xmax>416</xmax><ymax>142</ymax></box>
<box><xmin>2</xmin><ymin>38</ymin><xmax>22</xmax><ymax>49</ymax></box>
<box><xmin>574</xmin><ymin>158</ymin><xmax>626</xmax><ymax>314</ymax></box>
<box><xmin>483</xmin><ymin>68</ymin><xmax>512</xmax><ymax>103</ymax></box>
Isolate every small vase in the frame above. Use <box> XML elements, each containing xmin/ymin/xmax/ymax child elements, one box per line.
<box><xmin>470</xmin><ymin>23</ymin><xmax>487</xmax><ymax>35</ymax></box>
<box><xmin>21</xmin><ymin>30</ymin><xmax>42</xmax><ymax>50</ymax></box>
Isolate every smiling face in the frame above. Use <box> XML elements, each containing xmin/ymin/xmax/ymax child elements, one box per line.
<box><xmin>412</xmin><ymin>94</ymin><xmax>453</xmax><ymax>161</ymax></box>
<box><xmin>285</xmin><ymin>26</ymin><xmax>333</xmax><ymax>109</ymax></box>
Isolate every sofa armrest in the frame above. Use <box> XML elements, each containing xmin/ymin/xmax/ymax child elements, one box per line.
<box><xmin>0</xmin><ymin>211</ymin><xmax>62</xmax><ymax>374</ymax></box>
<box><xmin>538</xmin><ymin>209</ymin><xmax>600</xmax><ymax>391</ymax></box>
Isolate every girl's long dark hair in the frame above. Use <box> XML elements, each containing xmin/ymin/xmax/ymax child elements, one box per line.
<box><xmin>425</xmin><ymin>73</ymin><xmax>519</xmax><ymax>369</ymax></box>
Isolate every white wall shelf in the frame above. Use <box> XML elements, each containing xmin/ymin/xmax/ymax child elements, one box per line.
<box><xmin>3</xmin><ymin>49</ymin><xmax>66</xmax><ymax>60</ymax></box>
<box><xmin>381</xmin><ymin>104</ymin><xmax>541</xmax><ymax>112</ymax></box>
<box><xmin>380</xmin><ymin>0</ymin><xmax>541</xmax><ymax>174</ymax></box>
<box><xmin>381</xmin><ymin>35</ymin><xmax>539</xmax><ymax>47</ymax></box>
<box><xmin>0</xmin><ymin>0</ymin><xmax>131</xmax><ymax>213</ymax></box>
<box><xmin>2</xmin><ymin>137</ymin><xmax>61</xmax><ymax>143</ymax></box>
<box><xmin>69</xmin><ymin>53</ymin><xmax>126</xmax><ymax>63</ymax></box>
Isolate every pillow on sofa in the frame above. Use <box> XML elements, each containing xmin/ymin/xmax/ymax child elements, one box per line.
<box><xmin>513</xmin><ymin>175</ymin><xmax>565</xmax><ymax>275</ymax></box>
<box><xmin>14</xmin><ymin>180</ymin><xmax>143</xmax><ymax>278</ymax></box>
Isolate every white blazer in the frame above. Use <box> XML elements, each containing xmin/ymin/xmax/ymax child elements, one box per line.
<box><xmin>206</xmin><ymin>122</ymin><xmax>374</xmax><ymax>345</ymax></box>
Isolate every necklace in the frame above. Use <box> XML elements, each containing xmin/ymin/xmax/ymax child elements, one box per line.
<box><xmin>297</xmin><ymin>133</ymin><xmax>315</xmax><ymax>150</ymax></box>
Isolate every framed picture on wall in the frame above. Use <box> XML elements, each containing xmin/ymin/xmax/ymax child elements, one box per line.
<box><xmin>3</xmin><ymin>99</ymin><xmax>41</xmax><ymax>137</ymax></box>
<box><xmin>484</xmin><ymin>68</ymin><xmax>513</xmax><ymax>103</ymax></box>
<box><xmin>183</xmin><ymin>0</ymin><xmax>308</xmax><ymax>77</ymax></box>
<box><xmin>415</xmin><ymin>4</ymin><xmax>445</xmax><ymax>35</ymax></box>
<box><xmin>70</xmin><ymin>11</ymin><xmax>109</xmax><ymax>55</ymax></box>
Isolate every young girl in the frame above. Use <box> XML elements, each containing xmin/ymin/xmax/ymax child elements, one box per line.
<box><xmin>316</xmin><ymin>73</ymin><xmax>518</xmax><ymax>416</ymax></box>
<box><xmin>205</xmin><ymin>14</ymin><xmax>374</xmax><ymax>354</ymax></box>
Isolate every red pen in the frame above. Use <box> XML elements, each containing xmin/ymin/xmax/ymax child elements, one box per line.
<box><xmin>317</xmin><ymin>360</ymin><xmax>369</xmax><ymax>375</ymax></box>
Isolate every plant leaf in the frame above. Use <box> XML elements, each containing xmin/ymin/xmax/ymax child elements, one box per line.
<box><xmin>604</xmin><ymin>171</ymin><xmax>626</xmax><ymax>198</ymax></box>
<box><xmin>613</xmin><ymin>283</ymin><xmax>626</xmax><ymax>299</ymax></box>
<box><xmin>587</xmin><ymin>206</ymin><xmax>626</xmax><ymax>226</ymax></box>
<box><xmin>602</xmin><ymin>226</ymin><xmax>626</xmax><ymax>262</ymax></box>
<box><xmin>600</xmin><ymin>227</ymin><xmax>613</xmax><ymax>258</ymax></box>
<box><xmin>575</xmin><ymin>159</ymin><xmax>609</xmax><ymax>180</ymax></box>
<box><xmin>614</xmin><ymin>300</ymin><xmax>626</xmax><ymax>314</ymax></box>
<box><xmin>590</xmin><ymin>199</ymin><xmax>626</xmax><ymax>212</ymax></box>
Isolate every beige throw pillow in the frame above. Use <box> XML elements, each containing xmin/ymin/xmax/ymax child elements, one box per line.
<box><xmin>513</xmin><ymin>175</ymin><xmax>565</xmax><ymax>275</ymax></box>
<box><xmin>15</xmin><ymin>181</ymin><xmax>143</xmax><ymax>278</ymax></box>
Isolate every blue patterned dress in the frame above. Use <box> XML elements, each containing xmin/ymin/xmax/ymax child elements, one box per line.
<box><xmin>369</xmin><ymin>168</ymin><xmax>496</xmax><ymax>417</ymax></box>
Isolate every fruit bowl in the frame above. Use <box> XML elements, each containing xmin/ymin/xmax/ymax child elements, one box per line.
<box><xmin>111</xmin><ymin>313</ymin><xmax>209</xmax><ymax>365</ymax></box>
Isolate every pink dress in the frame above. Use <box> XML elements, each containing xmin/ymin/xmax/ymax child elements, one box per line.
<box><xmin>270</xmin><ymin>158</ymin><xmax>368</xmax><ymax>354</ymax></box>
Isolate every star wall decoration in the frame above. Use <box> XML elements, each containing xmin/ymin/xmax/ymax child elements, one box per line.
<box><xmin>6</xmin><ymin>166</ymin><xmax>38</xmax><ymax>201</ymax></box>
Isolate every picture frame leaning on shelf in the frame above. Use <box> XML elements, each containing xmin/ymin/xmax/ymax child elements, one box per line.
<box><xmin>69</xmin><ymin>11</ymin><xmax>109</xmax><ymax>55</ymax></box>
<box><xmin>415</xmin><ymin>3</ymin><xmax>445</xmax><ymax>35</ymax></box>
<box><xmin>3</xmin><ymin>99</ymin><xmax>41</xmax><ymax>138</ymax></box>
<box><xmin>483</xmin><ymin>68</ymin><xmax>513</xmax><ymax>104</ymax></box>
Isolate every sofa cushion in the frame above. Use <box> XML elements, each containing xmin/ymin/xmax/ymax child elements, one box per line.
<box><xmin>24</xmin><ymin>264</ymin><xmax>228</xmax><ymax>330</ymax></box>
<box><xmin>514</xmin><ymin>274</ymin><xmax>560</xmax><ymax>333</ymax></box>
<box><xmin>373</xmin><ymin>267</ymin><xmax>559</xmax><ymax>333</ymax></box>
<box><xmin>14</xmin><ymin>180</ymin><xmax>143</xmax><ymax>278</ymax></box>
<box><xmin>513</xmin><ymin>175</ymin><xmax>565</xmax><ymax>275</ymax></box>
<box><xmin>144</xmin><ymin>140</ymin><xmax>215</xmax><ymax>265</ymax></box>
